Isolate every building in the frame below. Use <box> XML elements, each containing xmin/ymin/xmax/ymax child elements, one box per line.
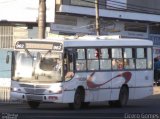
<box><xmin>53</xmin><ymin>0</ymin><xmax>160</xmax><ymax>45</ymax></box>
<box><xmin>1</xmin><ymin>0</ymin><xmax>160</xmax><ymax>48</ymax></box>
<box><xmin>51</xmin><ymin>0</ymin><xmax>160</xmax><ymax>58</ymax></box>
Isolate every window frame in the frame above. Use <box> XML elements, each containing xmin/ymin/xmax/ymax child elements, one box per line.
<box><xmin>71</xmin><ymin>46</ymin><xmax>153</xmax><ymax>72</ymax></box>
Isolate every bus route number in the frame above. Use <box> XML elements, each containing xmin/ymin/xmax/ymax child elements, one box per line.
<box><xmin>15</xmin><ymin>42</ymin><xmax>25</xmax><ymax>49</ymax></box>
<box><xmin>53</xmin><ymin>43</ymin><xmax>62</xmax><ymax>51</ymax></box>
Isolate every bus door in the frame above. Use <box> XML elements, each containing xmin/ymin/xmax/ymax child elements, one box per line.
<box><xmin>63</xmin><ymin>48</ymin><xmax>76</xmax><ymax>102</ymax></box>
<box><xmin>0</xmin><ymin>49</ymin><xmax>12</xmax><ymax>102</ymax></box>
<box><xmin>63</xmin><ymin>48</ymin><xmax>75</xmax><ymax>79</ymax></box>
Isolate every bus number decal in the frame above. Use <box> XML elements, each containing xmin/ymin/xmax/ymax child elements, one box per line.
<box><xmin>53</xmin><ymin>43</ymin><xmax>62</xmax><ymax>51</ymax></box>
<box><xmin>15</xmin><ymin>42</ymin><xmax>25</xmax><ymax>49</ymax></box>
<box><xmin>87</xmin><ymin>72</ymin><xmax>132</xmax><ymax>88</ymax></box>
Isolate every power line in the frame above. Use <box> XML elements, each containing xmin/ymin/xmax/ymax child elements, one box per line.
<box><xmin>106</xmin><ymin>0</ymin><xmax>160</xmax><ymax>15</ymax></box>
<box><xmin>108</xmin><ymin>0</ymin><xmax>160</xmax><ymax>13</ymax></box>
<box><xmin>80</xmin><ymin>0</ymin><xmax>160</xmax><ymax>15</ymax></box>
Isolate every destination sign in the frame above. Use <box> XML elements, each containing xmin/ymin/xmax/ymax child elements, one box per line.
<box><xmin>26</xmin><ymin>43</ymin><xmax>53</xmax><ymax>49</ymax></box>
<box><xmin>15</xmin><ymin>41</ymin><xmax>63</xmax><ymax>51</ymax></box>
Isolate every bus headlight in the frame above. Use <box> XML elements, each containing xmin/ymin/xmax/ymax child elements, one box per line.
<box><xmin>48</xmin><ymin>89</ymin><xmax>62</xmax><ymax>94</ymax></box>
<box><xmin>11</xmin><ymin>87</ymin><xmax>21</xmax><ymax>92</ymax></box>
<box><xmin>48</xmin><ymin>84</ymin><xmax>63</xmax><ymax>94</ymax></box>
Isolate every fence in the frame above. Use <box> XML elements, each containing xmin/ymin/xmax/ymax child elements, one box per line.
<box><xmin>0</xmin><ymin>87</ymin><xmax>10</xmax><ymax>102</ymax></box>
<box><xmin>0</xmin><ymin>49</ymin><xmax>11</xmax><ymax>102</ymax></box>
<box><xmin>0</xmin><ymin>24</ymin><xmax>13</xmax><ymax>48</ymax></box>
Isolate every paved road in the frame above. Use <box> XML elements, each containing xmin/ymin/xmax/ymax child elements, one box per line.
<box><xmin>0</xmin><ymin>86</ymin><xmax>160</xmax><ymax>119</ymax></box>
<box><xmin>0</xmin><ymin>96</ymin><xmax>160</xmax><ymax>119</ymax></box>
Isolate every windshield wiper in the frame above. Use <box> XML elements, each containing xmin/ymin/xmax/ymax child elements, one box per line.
<box><xmin>25</xmin><ymin>49</ymin><xmax>33</xmax><ymax>59</ymax></box>
<box><xmin>44</xmin><ymin>50</ymin><xmax>52</xmax><ymax>57</ymax></box>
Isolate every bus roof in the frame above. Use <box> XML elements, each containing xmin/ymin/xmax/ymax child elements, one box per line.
<box><xmin>62</xmin><ymin>35</ymin><xmax>153</xmax><ymax>47</ymax></box>
<box><xmin>63</xmin><ymin>39</ymin><xmax>153</xmax><ymax>47</ymax></box>
<box><xmin>16</xmin><ymin>36</ymin><xmax>153</xmax><ymax>48</ymax></box>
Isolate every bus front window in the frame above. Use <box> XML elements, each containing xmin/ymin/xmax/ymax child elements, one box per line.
<box><xmin>13</xmin><ymin>50</ymin><xmax>62</xmax><ymax>83</ymax></box>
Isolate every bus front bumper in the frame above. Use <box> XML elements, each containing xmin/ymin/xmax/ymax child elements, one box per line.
<box><xmin>10</xmin><ymin>91</ymin><xmax>63</xmax><ymax>103</ymax></box>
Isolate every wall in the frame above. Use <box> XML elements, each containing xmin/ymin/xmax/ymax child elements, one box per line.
<box><xmin>51</xmin><ymin>14</ymin><xmax>148</xmax><ymax>39</ymax></box>
<box><xmin>51</xmin><ymin>15</ymin><xmax>123</xmax><ymax>35</ymax></box>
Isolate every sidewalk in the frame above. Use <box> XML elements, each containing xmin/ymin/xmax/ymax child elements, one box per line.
<box><xmin>153</xmin><ymin>86</ymin><xmax>160</xmax><ymax>95</ymax></box>
<box><xmin>145</xmin><ymin>86</ymin><xmax>160</xmax><ymax>99</ymax></box>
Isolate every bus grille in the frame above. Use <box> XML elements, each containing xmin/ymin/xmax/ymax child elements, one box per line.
<box><xmin>20</xmin><ymin>84</ymin><xmax>50</xmax><ymax>88</ymax></box>
<box><xmin>24</xmin><ymin>88</ymin><xmax>46</xmax><ymax>94</ymax></box>
<box><xmin>20</xmin><ymin>84</ymin><xmax>50</xmax><ymax>94</ymax></box>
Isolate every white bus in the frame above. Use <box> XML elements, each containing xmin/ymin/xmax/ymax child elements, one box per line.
<box><xmin>8</xmin><ymin>36</ymin><xmax>153</xmax><ymax>109</ymax></box>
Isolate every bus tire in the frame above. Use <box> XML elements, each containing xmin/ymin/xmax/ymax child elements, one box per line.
<box><xmin>69</xmin><ymin>88</ymin><xmax>84</xmax><ymax>110</ymax></box>
<box><xmin>108</xmin><ymin>101</ymin><xmax>117</xmax><ymax>107</ymax></box>
<box><xmin>82</xmin><ymin>102</ymin><xmax>90</xmax><ymax>108</ymax></box>
<box><xmin>117</xmin><ymin>86</ymin><xmax>129</xmax><ymax>107</ymax></box>
<box><xmin>27</xmin><ymin>101</ymin><xmax>40</xmax><ymax>109</ymax></box>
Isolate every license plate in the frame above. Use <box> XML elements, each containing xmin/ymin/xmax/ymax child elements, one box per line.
<box><xmin>27</xmin><ymin>95</ymin><xmax>42</xmax><ymax>101</ymax></box>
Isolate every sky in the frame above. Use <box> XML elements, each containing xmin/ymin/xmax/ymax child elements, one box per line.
<box><xmin>0</xmin><ymin>0</ymin><xmax>55</xmax><ymax>22</ymax></box>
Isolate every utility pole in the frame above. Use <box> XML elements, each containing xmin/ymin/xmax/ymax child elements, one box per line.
<box><xmin>95</xmin><ymin>0</ymin><xmax>100</xmax><ymax>36</ymax></box>
<box><xmin>38</xmin><ymin>0</ymin><xmax>46</xmax><ymax>39</ymax></box>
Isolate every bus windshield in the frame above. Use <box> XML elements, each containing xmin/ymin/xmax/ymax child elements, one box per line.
<box><xmin>13</xmin><ymin>50</ymin><xmax>62</xmax><ymax>83</ymax></box>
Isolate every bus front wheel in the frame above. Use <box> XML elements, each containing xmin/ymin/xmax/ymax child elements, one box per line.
<box><xmin>69</xmin><ymin>88</ymin><xmax>84</xmax><ymax>110</ymax></box>
<box><xmin>27</xmin><ymin>101</ymin><xmax>40</xmax><ymax>109</ymax></box>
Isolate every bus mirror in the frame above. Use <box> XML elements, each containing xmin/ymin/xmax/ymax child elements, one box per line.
<box><xmin>6</xmin><ymin>55</ymin><xmax>10</xmax><ymax>64</ymax></box>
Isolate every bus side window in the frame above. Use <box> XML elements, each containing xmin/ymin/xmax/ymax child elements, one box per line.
<box><xmin>124</xmin><ymin>48</ymin><xmax>135</xmax><ymax>69</ymax></box>
<box><xmin>117</xmin><ymin>59</ymin><xmax>123</xmax><ymax>69</ymax></box>
<box><xmin>112</xmin><ymin>59</ymin><xmax>123</xmax><ymax>70</ymax></box>
<box><xmin>87</xmin><ymin>48</ymin><xmax>99</xmax><ymax>70</ymax></box>
<box><xmin>100</xmin><ymin>48</ymin><xmax>111</xmax><ymax>70</ymax></box>
<box><xmin>136</xmin><ymin>48</ymin><xmax>147</xmax><ymax>69</ymax></box>
<box><xmin>76</xmin><ymin>49</ymin><xmax>86</xmax><ymax>71</ymax></box>
<box><xmin>147</xmin><ymin>48</ymin><xmax>152</xmax><ymax>69</ymax></box>
<box><xmin>124</xmin><ymin>59</ymin><xmax>129</xmax><ymax>69</ymax></box>
<box><xmin>112</xmin><ymin>48</ymin><xmax>123</xmax><ymax>70</ymax></box>
<box><xmin>112</xmin><ymin>59</ymin><xmax>118</xmax><ymax>69</ymax></box>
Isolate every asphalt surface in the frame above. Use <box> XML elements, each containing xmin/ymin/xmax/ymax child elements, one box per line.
<box><xmin>0</xmin><ymin>86</ymin><xmax>160</xmax><ymax>119</ymax></box>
